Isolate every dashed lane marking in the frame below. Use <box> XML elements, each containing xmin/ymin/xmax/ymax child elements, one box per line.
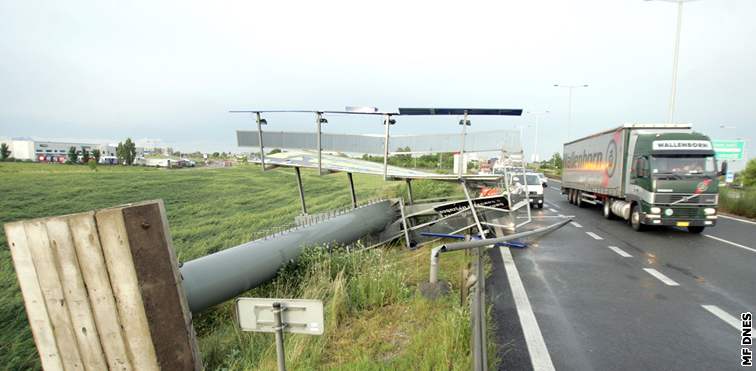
<box><xmin>586</xmin><ymin>231</ymin><xmax>602</xmax><ymax>240</ymax></box>
<box><xmin>643</xmin><ymin>268</ymin><xmax>680</xmax><ymax>286</ymax></box>
<box><xmin>701</xmin><ymin>305</ymin><xmax>741</xmax><ymax>330</ymax></box>
<box><xmin>703</xmin><ymin>234</ymin><xmax>756</xmax><ymax>254</ymax></box>
<box><xmin>548</xmin><ymin>208</ymin><xmax>558</xmax><ymax>213</ymax></box>
<box><xmin>607</xmin><ymin>245</ymin><xmax>632</xmax><ymax>257</ymax></box>
<box><xmin>570</xmin><ymin>222</ymin><xmax>583</xmax><ymax>228</ymax></box>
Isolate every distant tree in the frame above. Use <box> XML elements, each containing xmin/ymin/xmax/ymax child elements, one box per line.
<box><xmin>116</xmin><ymin>142</ymin><xmax>125</xmax><ymax>164</ymax></box>
<box><xmin>212</xmin><ymin>152</ymin><xmax>220</xmax><ymax>158</ymax></box>
<box><xmin>742</xmin><ymin>158</ymin><xmax>756</xmax><ymax>187</ymax></box>
<box><xmin>268</xmin><ymin>149</ymin><xmax>281</xmax><ymax>155</ymax></box>
<box><xmin>67</xmin><ymin>146</ymin><xmax>78</xmax><ymax>164</ymax></box>
<box><xmin>81</xmin><ymin>148</ymin><xmax>90</xmax><ymax>164</ymax></box>
<box><xmin>91</xmin><ymin>149</ymin><xmax>101</xmax><ymax>163</ymax></box>
<box><xmin>0</xmin><ymin>143</ymin><xmax>10</xmax><ymax>161</ymax></box>
<box><xmin>87</xmin><ymin>158</ymin><xmax>98</xmax><ymax>171</ymax></box>
<box><xmin>550</xmin><ymin>152</ymin><xmax>563</xmax><ymax>169</ymax></box>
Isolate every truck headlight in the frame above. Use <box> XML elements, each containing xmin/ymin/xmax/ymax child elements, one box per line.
<box><xmin>664</xmin><ymin>208</ymin><xmax>674</xmax><ymax>216</ymax></box>
<box><xmin>704</xmin><ymin>208</ymin><xmax>716</xmax><ymax>215</ymax></box>
<box><xmin>650</xmin><ymin>207</ymin><xmax>661</xmax><ymax>214</ymax></box>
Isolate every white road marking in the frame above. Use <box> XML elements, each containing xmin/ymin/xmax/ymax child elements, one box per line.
<box><xmin>545</xmin><ymin>202</ymin><xmax>560</xmax><ymax>209</ymax></box>
<box><xmin>499</xmin><ymin>246</ymin><xmax>556</xmax><ymax>371</ymax></box>
<box><xmin>548</xmin><ymin>208</ymin><xmax>558</xmax><ymax>213</ymax></box>
<box><xmin>703</xmin><ymin>234</ymin><xmax>756</xmax><ymax>254</ymax></box>
<box><xmin>701</xmin><ymin>305</ymin><xmax>741</xmax><ymax>330</ymax></box>
<box><xmin>549</xmin><ymin>187</ymin><xmax>561</xmax><ymax>192</ymax></box>
<box><xmin>607</xmin><ymin>245</ymin><xmax>632</xmax><ymax>258</ymax></box>
<box><xmin>718</xmin><ymin>214</ymin><xmax>756</xmax><ymax>225</ymax></box>
<box><xmin>643</xmin><ymin>268</ymin><xmax>680</xmax><ymax>286</ymax></box>
<box><xmin>549</xmin><ymin>179</ymin><xmax>561</xmax><ymax>183</ymax></box>
<box><xmin>570</xmin><ymin>221</ymin><xmax>583</xmax><ymax>228</ymax></box>
<box><xmin>586</xmin><ymin>231</ymin><xmax>603</xmax><ymax>240</ymax></box>
<box><xmin>558</xmin><ymin>214</ymin><xmax>565</xmax><ymax>217</ymax></box>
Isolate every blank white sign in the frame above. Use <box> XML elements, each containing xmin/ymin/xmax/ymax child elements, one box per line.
<box><xmin>235</xmin><ymin>298</ymin><xmax>324</xmax><ymax>335</ymax></box>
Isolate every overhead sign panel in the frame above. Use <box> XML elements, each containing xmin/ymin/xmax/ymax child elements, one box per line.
<box><xmin>237</xmin><ymin>130</ymin><xmax>522</xmax><ymax>154</ymax></box>
<box><xmin>398</xmin><ymin>108</ymin><xmax>523</xmax><ymax>116</ymax></box>
<box><xmin>712</xmin><ymin>140</ymin><xmax>745</xmax><ymax>160</ymax></box>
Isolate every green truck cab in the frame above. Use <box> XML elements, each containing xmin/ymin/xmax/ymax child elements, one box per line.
<box><xmin>562</xmin><ymin>124</ymin><xmax>725</xmax><ymax>233</ymax></box>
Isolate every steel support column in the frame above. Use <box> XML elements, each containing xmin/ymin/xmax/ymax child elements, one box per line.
<box><xmin>295</xmin><ymin>167</ymin><xmax>307</xmax><ymax>215</ymax></box>
<box><xmin>256</xmin><ymin>112</ymin><xmax>265</xmax><ymax>170</ymax></box>
<box><xmin>405</xmin><ymin>179</ymin><xmax>414</xmax><ymax>205</ymax></box>
<box><xmin>347</xmin><ymin>172</ymin><xmax>357</xmax><ymax>209</ymax></box>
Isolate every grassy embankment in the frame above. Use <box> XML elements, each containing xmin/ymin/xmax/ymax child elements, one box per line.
<box><xmin>0</xmin><ymin>162</ymin><xmax>492</xmax><ymax>370</ymax></box>
<box><xmin>719</xmin><ymin>187</ymin><xmax>756</xmax><ymax>219</ymax></box>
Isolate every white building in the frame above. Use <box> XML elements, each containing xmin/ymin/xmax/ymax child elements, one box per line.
<box><xmin>0</xmin><ymin>137</ymin><xmax>144</xmax><ymax>163</ymax></box>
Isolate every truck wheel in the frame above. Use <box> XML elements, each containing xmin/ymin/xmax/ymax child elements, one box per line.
<box><xmin>687</xmin><ymin>226</ymin><xmax>705</xmax><ymax>234</ymax></box>
<box><xmin>603</xmin><ymin>199</ymin><xmax>614</xmax><ymax>219</ymax></box>
<box><xmin>630</xmin><ymin>204</ymin><xmax>645</xmax><ymax>231</ymax></box>
<box><xmin>576</xmin><ymin>191</ymin><xmax>584</xmax><ymax>208</ymax></box>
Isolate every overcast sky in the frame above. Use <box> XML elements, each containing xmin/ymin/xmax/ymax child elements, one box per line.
<box><xmin>1</xmin><ymin>0</ymin><xmax>754</xmax><ymax>164</ymax></box>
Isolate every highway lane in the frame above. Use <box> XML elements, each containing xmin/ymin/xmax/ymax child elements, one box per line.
<box><xmin>488</xmin><ymin>184</ymin><xmax>755</xmax><ymax>370</ymax></box>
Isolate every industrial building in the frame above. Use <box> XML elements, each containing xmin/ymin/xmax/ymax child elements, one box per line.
<box><xmin>0</xmin><ymin>137</ymin><xmax>144</xmax><ymax>163</ymax></box>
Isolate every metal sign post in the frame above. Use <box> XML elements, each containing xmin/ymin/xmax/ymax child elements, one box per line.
<box><xmin>236</xmin><ymin>298</ymin><xmax>324</xmax><ymax>371</ymax></box>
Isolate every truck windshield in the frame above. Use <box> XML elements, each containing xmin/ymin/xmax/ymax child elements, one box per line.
<box><xmin>651</xmin><ymin>155</ymin><xmax>716</xmax><ymax>175</ymax></box>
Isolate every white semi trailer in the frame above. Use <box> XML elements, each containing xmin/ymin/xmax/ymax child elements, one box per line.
<box><xmin>561</xmin><ymin>124</ymin><xmax>725</xmax><ymax>233</ymax></box>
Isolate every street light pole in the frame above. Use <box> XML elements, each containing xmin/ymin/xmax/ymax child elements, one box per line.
<box><xmin>554</xmin><ymin>84</ymin><xmax>588</xmax><ymax>141</ymax></box>
<box><xmin>526</xmin><ymin>110</ymin><xmax>550</xmax><ymax>163</ymax></box>
<box><xmin>646</xmin><ymin>0</ymin><xmax>700</xmax><ymax>124</ymax></box>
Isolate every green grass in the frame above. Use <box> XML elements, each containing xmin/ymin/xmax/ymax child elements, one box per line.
<box><xmin>719</xmin><ymin>187</ymin><xmax>756</xmax><ymax>219</ymax></box>
<box><xmin>0</xmin><ymin>162</ymin><xmax>493</xmax><ymax>370</ymax></box>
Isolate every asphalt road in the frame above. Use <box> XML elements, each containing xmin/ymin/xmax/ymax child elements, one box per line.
<box><xmin>488</xmin><ymin>180</ymin><xmax>755</xmax><ymax>371</ymax></box>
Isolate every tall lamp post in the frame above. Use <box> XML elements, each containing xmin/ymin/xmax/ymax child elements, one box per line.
<box><xmin>553</xmin><ymin>84</ymin><xmax>588</xmax><ymax>141</ymax></box>
<box><xmin>646</xmin><ymin>0</ymin><xmax>700</xmax><ymax>124</ymax></box>
<box><xmin>526</xmin><ymin>110</ymin><xmax>550</xmax><ymax>164</ymax></box>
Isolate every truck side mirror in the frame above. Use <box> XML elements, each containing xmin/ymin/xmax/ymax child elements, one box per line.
<box><xmin>719</xmin><ymin>161</ymin><xmax>728</xmax><ymax>176</ymax></box>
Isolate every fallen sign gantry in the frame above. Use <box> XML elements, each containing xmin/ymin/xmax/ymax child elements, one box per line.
<box><xmin>5</xmin><ymin>106</ymin><xmax>569</xmax><ymax>370</ymax></box>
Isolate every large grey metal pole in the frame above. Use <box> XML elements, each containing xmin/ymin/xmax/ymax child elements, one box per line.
<box><xmin>272</xmin><ymin>302</ymin><xmax>286</xmax><ymax>371</ymax></box>
<box><xmin>181</xmin><ymin>201</ymin><xmax>395</xmax><ymax>313</ymax></box>
<box><xmin>295</xmin><ymin>167</ymin><xmax>307</xmax><ymax>214</ymax></box>
<box><xmin>256</xmin><ymin>112</ymin><xmax>265</xmax><ymax>170</ymax></box>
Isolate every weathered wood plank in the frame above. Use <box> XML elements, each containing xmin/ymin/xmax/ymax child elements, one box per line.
<box><xmin>95</xmin><ymin>208</ymin><xmax>160</xmax><ymax>371</ymax></box>
<box><xmin>4</xmin><ymin>222</ymin><xmax>64</xmax><ymax>371</ymax></box>
<box><xmin>121</xmin><ymin>201</ymin><xmax>202</xmax><ymax>370</ymax></box>
<box><xmin>23</xmin><ymin>220</ymin><xmax>84</xmax><ymax>370</ymax></box>
<box><xmin>68</xmin><ymin>212</ymin><xmax>132</xmax><ymax>371</ymax></box>
<box><xmin>45</xmin><ymin>217</ymin><xmax>108</xmax><ymax>371</ymax></box>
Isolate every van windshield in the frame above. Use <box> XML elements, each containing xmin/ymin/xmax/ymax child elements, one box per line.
<box><xmin>525</xmin><ymin>175</ymin><xmax>541</xmax><ymax>184</ymax></box>
<box><xmin>651</xmin><ymin>155</ymin><xmax>716</xmax><ymax>175</ymax></box>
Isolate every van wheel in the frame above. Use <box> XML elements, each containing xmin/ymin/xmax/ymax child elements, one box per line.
<box><xmin>687</xmin><ymin>226</ymin><xmax>705</xmax><ymax>234</ymax></box>
<box><xmin>630</xmin><ymin>204</ymin><xmax>645</xmax><ymax>231</ymax></box>
<box><xmin>603</xmin><ymin>199</ymin><xmax>614</xmax><ymax>219</ymax></box>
